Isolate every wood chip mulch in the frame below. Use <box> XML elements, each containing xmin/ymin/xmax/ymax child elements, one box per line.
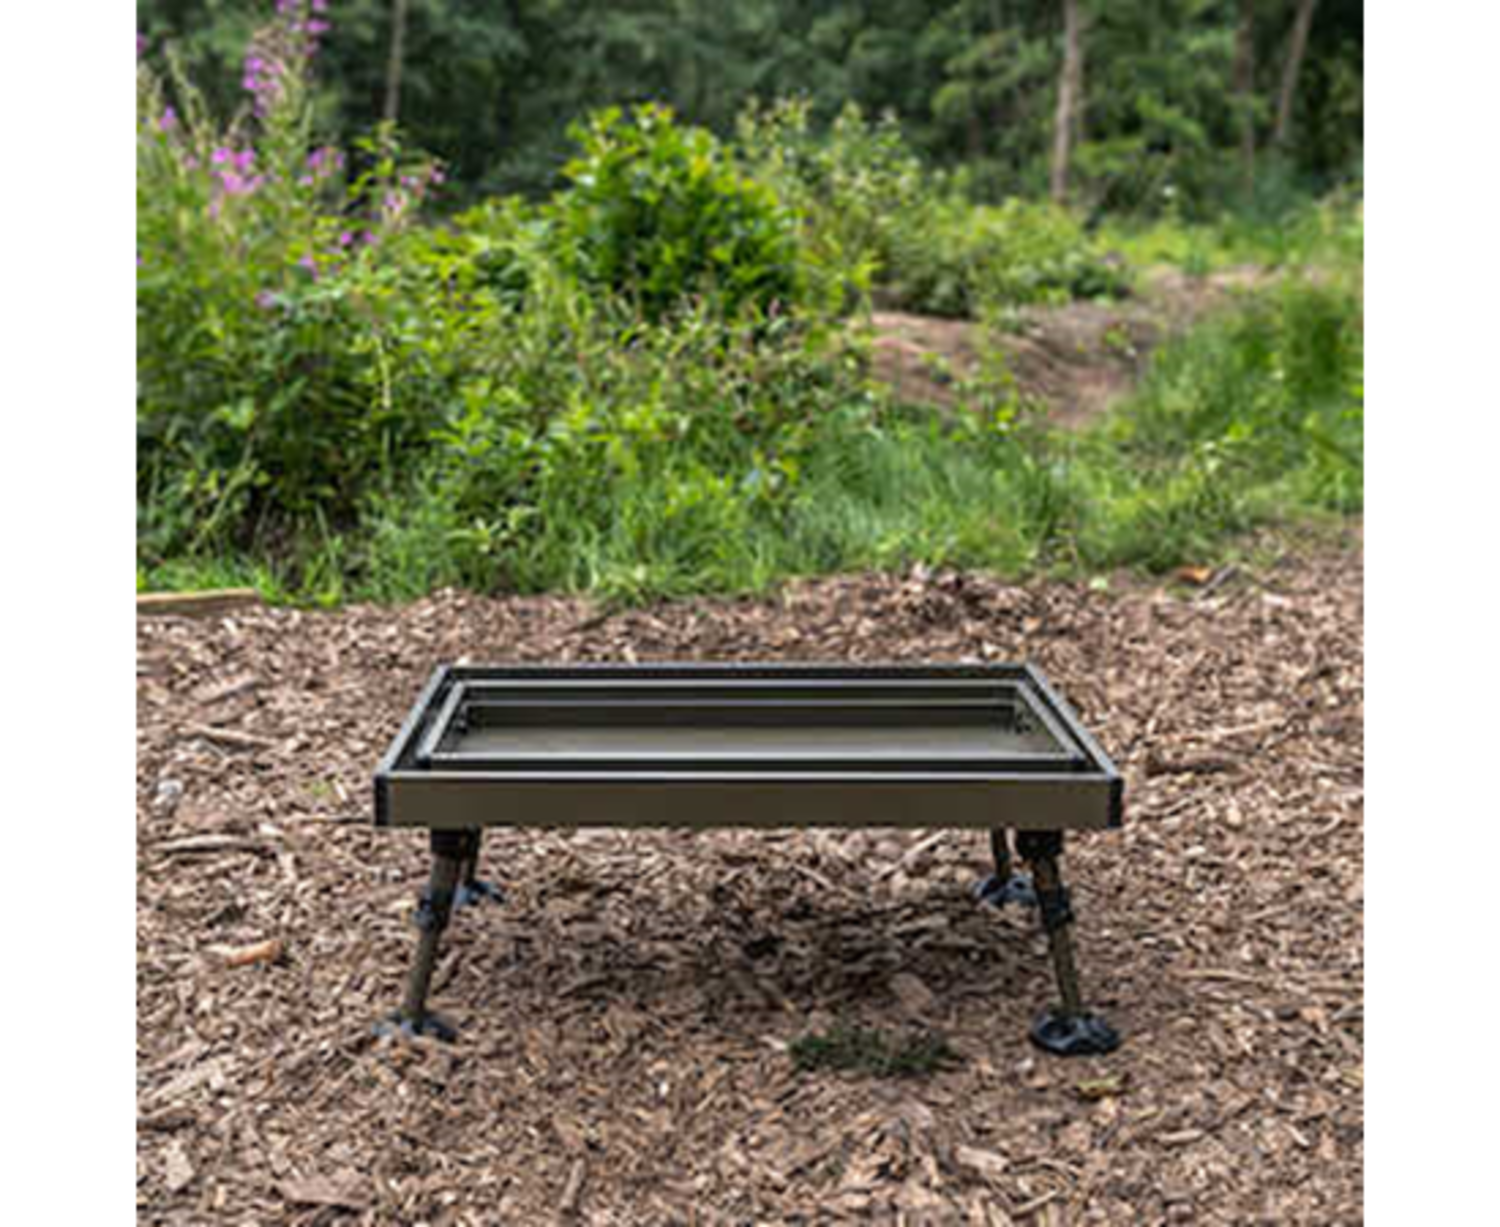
<box><xmin>137</xmin><ymin>541</ymin><xmax>1363</xmax><ymax>1225</ymax></box>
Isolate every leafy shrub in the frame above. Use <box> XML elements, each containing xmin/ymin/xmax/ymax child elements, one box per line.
<box><xmin>736</xmin><ymin>101</ymin><xmax>1126</xmax><ymax>319</ymax></box>
<box><xmin>363</xmin><ymin>300</ymin><xmax>870</xmax><ymax>601</ymax></box>
<box><xmin>737</xmin><ymin>100</ymin><xmax>926</xmax><ymax>311</ymax></box>
<box><xmin>549</xmin><ymin>104</ymin><xmax>804</xmax><ymax>322</ymax></box>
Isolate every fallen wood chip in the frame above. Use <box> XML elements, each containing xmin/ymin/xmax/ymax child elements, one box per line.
<box><xmin>277</xmin><ymin>1172</ymin><xmax>370</xmax><ymax>1210</ymax></box>
<box><xmin>1074</xmin><ymin>1072</ymin><xmax>1128</xmax><ymax>1101</ymax></box>
<box><xmin>182</xmin><ymin>723</ymin><xmax>279</xmax><ymax>751</ymax></box>
<box><xmin>162</xmin><ymin>1142</ymin><xmax>195</xmax><ymax>1193</ymax></box>
<box><xmin>138</xmin><ymin>1105</ymin><xmax>198</xmax><ymax>1133</ymax></box>
<box><xmin>1012</xmin><ymin>1190</ymin><xmax>1061</xmax><ymax>1219</ymax></box>
<box><xmin>210</xmin><ymin>938</ymin><xmax>285</xmax><ymax>969</ymax></box>
<box><xmin>137</xmin><ymin>588</ymin><xmax>263</xmax><ymax>618</ymax></box>
<box><xmin>192</xmin><ymin>674</ymin><xmax>260</xmax><ymax>706</ymax></box>
<box><xmin>953</xmin><ymin>1144</ymin><xmax>1008</xmax><ymax>1181</ymax></box>
<box><xmin>559</xmin><ymin>1157</ymin><xmax>587</xmax><ymax>1215</ymax></box>
<box><xmin>152</xmin><ymin>835</ymin><xmax>274</xmax><ymax>858</ymax></box>
<box><xmin>139</xmin><ymin>1057</ymin><xmax>233</xmax><ymax>1112</ymax></box>
<box><xmin>1144</xmin><ymin>753</ymin><xmax>1237</xmax><ymax>777</ymax></box>
<box><xmin>890</xmin><ymin>972</ymin><xmax>938</xmax><ymax>1016</ymax></box>
<box><xmin>874</xmin><ymin>831</ymin><xmax>947</xmax><ymax>881</ymax></box>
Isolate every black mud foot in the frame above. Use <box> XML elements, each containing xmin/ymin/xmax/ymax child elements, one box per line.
<box><xmin>454</xmin><ymin>879</ymin><xmax>505</xmax><ymax>910</ymax></box>
<box><xmin>374</xmin><ymin>1011</ymin><xmax>459</xmax><ymax>1043</ymax></box>
<box><xmin>974</xmin><ymin>872</ymin><xmax>1038</xmax><ymax>909</ymax></box>
<box><xmin>1029</xmin><ymin>1008</ymin><xmax>1120</xmax><ymax>1056</ymax></box>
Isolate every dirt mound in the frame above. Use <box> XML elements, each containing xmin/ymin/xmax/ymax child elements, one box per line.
<box><xmin>137</xmin><ymin>537</ymin><xmax>1362</xmax><ymax>1223</ymax></box>
<box><xmin>869</xmin><ymin>266</ymin><xmax>1273</xmax><ymax>427</ymax></box>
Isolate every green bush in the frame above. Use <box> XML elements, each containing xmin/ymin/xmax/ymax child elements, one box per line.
<box><xmin>736</xmin><ymin>100</ymin><xmax>925</xmax><ymax>311</ymax></box>
<box><xmin>736</xmin><ymin>101</ymin><xmax>1127</xmax><ymax>319</ymax></box>
<box><xmin>549</xmin><ymin>104</ymin><xmax>804</xmax><ymax>322</ymax></box>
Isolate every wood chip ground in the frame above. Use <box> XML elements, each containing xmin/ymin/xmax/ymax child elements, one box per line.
<box><xmin>137</xmin><ymin>536</ymin><xmax>1363</xmax><ymax>1224</ymax></box>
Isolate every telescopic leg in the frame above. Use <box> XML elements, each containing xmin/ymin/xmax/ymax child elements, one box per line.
<box><xmin>974</xmin><ymin>828</ymin><xmax>1038</xmax><ymax>908</ymax></box>
<box><xmin>376</xmin><ymin>831</ymin><xmax>467</xmax><ymax>1041</ymax></box>
<box><xmin>1015</xmin><ymin>830</ymin><xmax>1119</xmax><ymax>1056</ymax></box>
<box><xmin>453</xmin><ymin>829</ymin><xmax>504</xmax><ymax>910</ymax></box>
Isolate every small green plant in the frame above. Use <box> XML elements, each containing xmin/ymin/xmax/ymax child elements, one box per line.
<box><xmin>790</xmin><ymin>1024</ymin><xmax>961</xmax><ymax>1078</ymax></box>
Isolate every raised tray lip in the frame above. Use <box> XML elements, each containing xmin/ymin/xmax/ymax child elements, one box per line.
<box><xmin>413</xmin><ymin>679</ymin><xmax>1088</xmax><ymax>770</ymax></box>
<box><xmin>374</xmin><ymin>662</ymin><xmax>1123</xmax><ymax>828</ymax></box>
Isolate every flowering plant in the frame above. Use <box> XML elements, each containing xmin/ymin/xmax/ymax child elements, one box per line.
<box><xmin>138</xmin><ymin>2</ymin><xmax>445</xmax><ymax>554</ymax></box>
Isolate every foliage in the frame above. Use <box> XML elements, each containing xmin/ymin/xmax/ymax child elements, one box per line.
<box><xmin>549</xmin><ymin>104</ymin><xmax>804</xmax><ymax>322</ymax></box>
<box><xmin>138</xmin><ymin>0</ymin><xmax>1364</xmax><ymax>213</ymax></box>
<box><xmin>137</xmin><ymin>6</ymin><xmax>445</xmax><ymax>564</ymax></box>
<box><xmin>1063</xmin><ymin>276</ymin><xmax>1364</xmax><ymax>571</ymax></box>
<box><xmin>138</xmin><ymin>13</ymin><xmax>1362</xmax><ymax>607</ymax></box>
<box><xmin>736</xmin><ymin>100</ymin><xmax>925</xmax><ymax>310</ymax></box>
<box><xmin>884</xmin><ymin>197</ymin><xmax>1131</xmax><ymax>318</ymax></box>
<box><xmin>739</xmin><ymin>101</ymin><xmax>1127</xmax><ymax>317</ymax></box>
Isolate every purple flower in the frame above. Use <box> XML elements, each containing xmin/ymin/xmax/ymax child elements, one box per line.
<box><xmin>241</xmin><ymin>2</ymin><xmax>335</xmax><ymax>116</ymax></box>
<box><xmin>256</xmin><ymin>290</ymin><xmax>278</xmax><ymax>310</ymax></box>
<box><xmin>210</xmin><ymin>148</ymin><xmax>258</xmax><ymax>191</ymax></box>
<box><xmin>337</xmin><ymin>230</ymin><xmax>354</xmax><ymax>247</ymax></box>
<box><xmin>137</xmin><ymin>32</ymin><xmax>148</xmax><ymax>59</ymax></box>
<box><xmin>159</xmin><ymin>106</ymin><xmax>177</xmax><ymax>133</ymax></box>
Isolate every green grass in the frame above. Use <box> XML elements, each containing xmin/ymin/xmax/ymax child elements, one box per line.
<box><xmin>1096</xmin><ymin>189</ymin><xmax>1363</xmax><ymax>276</ymax></box>
<box><xmin>789</xmin><ymin>1024</ymin><xmax>961</xmax><ymax>1078</ymax></box>
<box><xmin>777</xmin><ymin>276</ymin><xmax>1358</xmax><ymax>585</ymax></box>
<box><xmin>139</xmin><ymin>274</ymin><xmax>1361</xmax><ymax>606</ymax></box>
<box><xmin>1062</xmin><ymin>276</ymin><xmax>1363</xmax><ymax>570</ymax></box>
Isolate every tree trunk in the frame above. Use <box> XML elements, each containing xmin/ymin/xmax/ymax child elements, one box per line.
<box><xmin>1234</xmin><ymin>0</ymin><xmax>1257</xmax><ymax>191</ymax></box>
<box><xmin>383</xmin><ymin>0</ymin><xmax>411</xmax><ymax>125</ymax></box>
<box><xmin>1050</xmin><ymin>0</ymin><xmax>1084</xmax><ymax>204</ymax></box>
<box><xmin>1273</xmin><ymin>0</ymin><xmax>1318</xmax><ymax>147</ymax></box>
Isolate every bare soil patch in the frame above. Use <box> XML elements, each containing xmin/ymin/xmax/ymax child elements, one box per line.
<box><xmin>137</xmin><ymin>536</ymin><xmax>1362</xmax><ymax>1224</ymax></box>
<box><xmin>870</xmin><ymin>267</ymin><xmax>1273</xmax><ymax>427</ymax></box>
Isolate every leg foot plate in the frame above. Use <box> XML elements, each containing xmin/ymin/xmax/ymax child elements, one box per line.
<box><xmin>1029</xmin><ymin>1008</ymin><xmax>1120</xmax><ymax>1056</ymax></box>
<box><xmin>974</xmin><ymin>872</ymin><xmax>1037</xmax><ymax>909</ymax></box>
<box><xmin>454</xmin><ymin>879</ymin><xmax>505</xmax><ymax>910</ymax></box>
<box><xmin>374</xmin><ymin>1011</ymin><xmax>459</xmax><ymax>1043</ymax></box>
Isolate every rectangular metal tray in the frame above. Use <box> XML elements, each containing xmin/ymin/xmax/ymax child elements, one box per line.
<box><xmin>375</xmin><ymin>663</ymin><xmax>1123</xmax><ymax>831</ymax></box>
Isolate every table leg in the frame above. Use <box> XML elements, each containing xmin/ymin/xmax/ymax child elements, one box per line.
<box><xmin>376</xmin><ymin>831</ymin><xmax>466</xmax><ymax>1040</ymax></box>
<box><xmin>1015</xmin><ymin>830</ymin><xmax>1120</xmax><ymax>1056</ymax></box>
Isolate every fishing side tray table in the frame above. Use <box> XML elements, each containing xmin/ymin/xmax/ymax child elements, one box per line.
<box><xmin>373</xmin><ymin>663</ymin><xmax>1124</xmax><ymax>1056</ymax></box>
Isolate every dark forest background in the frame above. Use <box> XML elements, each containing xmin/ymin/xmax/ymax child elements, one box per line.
<box><xmin>137</xmin><ymin>0</ymin><xmax>1361</xmax><ymax>216</ymax></box>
